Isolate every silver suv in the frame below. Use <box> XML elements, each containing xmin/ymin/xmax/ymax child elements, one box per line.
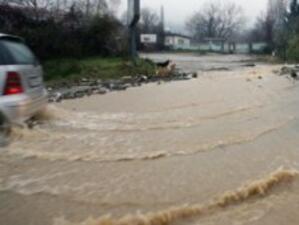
<box><xmin>0</xmin><ymin>33</ymin><xmax>47</xmax><ymax>132</ymax></box>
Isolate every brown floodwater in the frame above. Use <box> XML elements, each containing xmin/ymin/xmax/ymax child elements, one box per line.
<box><xmin>1</xmin><ymin>54</ymin><xmax>299</xmax><ymax>225</ymax></box>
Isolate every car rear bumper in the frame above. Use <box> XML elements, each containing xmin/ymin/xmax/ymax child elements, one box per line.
<box><xmin>0</xmin><ymin>89</ymin><xmax>48</xmax><ymax>123</ymax></box>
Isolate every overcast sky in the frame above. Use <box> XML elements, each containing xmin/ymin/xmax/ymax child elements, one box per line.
<box><xmin>119</xmin><ymin>0</ymin><xmax>269</xmax><ymax>32</ymax></box>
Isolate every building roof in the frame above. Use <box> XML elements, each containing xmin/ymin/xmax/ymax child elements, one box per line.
<box><xmin>165</xmin><ymin>32</ymin><xmax>191</xmax><ymax>39</ymax></box>
<box><xmin>204</xmin><ymin>37</ymin><xmax>227</xmax><ymax>41</ymax></box>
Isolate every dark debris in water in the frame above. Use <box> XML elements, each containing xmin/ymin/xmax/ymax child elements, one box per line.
<box><xmin>278</xmin><ymin>66</ymin><xmax>299</xmax><ymax>83</ymax></box>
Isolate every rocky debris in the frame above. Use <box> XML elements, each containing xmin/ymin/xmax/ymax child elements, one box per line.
<box><xmin>243</xmin><ymin>63</ymin><xmax>256</xmax><ymax>67</ymax></box>
<box><xmin>280</xmin><ymin>66</ymin><xmax>299</xmax><ymax>76</ymax></box>
<box><xmin>91</xmin><ymin>86</ymin><xmax>108</xmax><ymax>95</ymax></box>
<box><xmin>121</xmin><ymin>76</ymin><xmax>134</xmax><ymax>84</ymax></box>
<box><xmin>102</xmin><ymin>80</ymin><xmax>129</xmax><ymax>91</ymax></box>
<box><xmin>47</xmin><ymin>64</ymin><xmax>199</xmax><ymax>103</ymax></box>
<box><xmin>137</xmin><ymin>75</ymin><xmax>149</xmax><ymax>83</ymax></box>
<box><xmin>27</xmin><ymin>119</ymin><xmax>39</xmax><ymax>129</ymax></box>
<box><xmin>291</xmin><ymin>71</ymin><xmax>298</xmax><ymax>80</ymax></box>
<box><xmin>280</xmin><ymin>66</ymin><xmax>294</xmax><ymax>75</ymax></box>
<box><xmin>48</xmin><ymin>92</ymin><xmax>63</xmax><ymax>103</ymax></box>
<box><xmin>173</xmin><ymin>72</ymin><xmax>194</xmax><ymax>81</ymax></box>
<box><xmin>272</xmin><ymin>69</ymin><xmax>280</xmax><ymax>74</ymax></box>
<box><xmin>48</xmin><ymin>86</ymin><xmax>94</xmax><ymax>102</ymax></box>
<box><xmin>205</xmin><ymin>67</ymin><xmax>230</xmax><ymax>72</ymax></box>
<box><xmin>279</xmin><ymin>66</ymin><xmax>299</xmax><ymax>82</ymax></box>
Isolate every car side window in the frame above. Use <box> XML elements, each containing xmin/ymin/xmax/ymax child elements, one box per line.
<box><xmin>1</xmin><ymin>39</ymin><xmax>37</xmax><ymax>65</ymax></box>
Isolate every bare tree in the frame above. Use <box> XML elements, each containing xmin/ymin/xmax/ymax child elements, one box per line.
<box><xmin>140</xmin><ymin>7</ymin><xmax>159</xmax><ymax>33</ymax></box>
<box><xmin>267</xmin><ymin>0</ymin><xmax>288</xmax><ymax>37</ymax></box>
<box><xmin>6</xmin><ymin>0</ymin><xmax>55</xmax><ymax>19</ymax></box>
<box><xmin>248</xmin><ymin>12</ymin><xmax>268</xmax><ymax>42</ymax></box>
<box><xmin>69</xmin><ymin>0</ymin><xmax>107</xmax><ymax>16</ymax></box>
<box><xmin>0</xmin><ymin>0</ymin><xmax>120</xmax><ymax>16</ymax></box>
<box><xmin>267</xmin><ymin>0</ymin><xmax>288</xmax><ymax>26</ymax></box>
<box><xmin>263</xmin><ymin>0</ymin><xmax>288</xmax><ymax>52</ymax></box>
<box><xmin>107</xmin><ymin>0</ymin><xmax>121</xmax><ymax>15</ymax></box>
<box><xmin>7</xmin><ymin>0</ymin><xmax>53</xmax><ymax>8</ymax></box>
<box><xmin>186</xmin><ymin>0</ymin><xmax>245</xmax><ymax>40</ymax></box>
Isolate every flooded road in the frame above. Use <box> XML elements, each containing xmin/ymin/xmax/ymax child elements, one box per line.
<box><xmin>1</xmin><ymin>54</ymin><xmax>299</xmax><ymax>225</ymax></box>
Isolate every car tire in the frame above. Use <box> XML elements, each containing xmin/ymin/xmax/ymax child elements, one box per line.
<box><xmin>0</xmin><ymin>113</ymin><xmax>10</xmax><ymax>147</ymax></box>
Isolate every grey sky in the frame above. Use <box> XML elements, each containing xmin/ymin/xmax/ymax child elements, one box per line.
<box><xmin>119</xmin><ymin>0</ymin><xmax>269</xmax><ymax>32</ymax></box>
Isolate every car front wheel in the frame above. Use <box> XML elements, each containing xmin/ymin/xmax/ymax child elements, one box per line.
<box><xmin>0</xmin><ymin>113</ymin><xmax>10</xmax><ymax>146</ymax></box>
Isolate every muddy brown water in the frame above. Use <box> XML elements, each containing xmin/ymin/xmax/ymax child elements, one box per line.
<box><xmin>1</xmin><ymin>54</ymin><xmax>299</xmax><ymax>225</ymax></box>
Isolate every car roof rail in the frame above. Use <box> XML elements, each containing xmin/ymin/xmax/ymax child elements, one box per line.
<box><xmin>0</xmin><ymin>33</ymin><xmax>24</xmax><ymax>42</ymax></box>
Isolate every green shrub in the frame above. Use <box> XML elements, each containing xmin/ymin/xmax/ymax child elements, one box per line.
<box><xmin>44</xmin><ymin>57</ymin><xmax>156</xmax><ymax>82</ymax></box>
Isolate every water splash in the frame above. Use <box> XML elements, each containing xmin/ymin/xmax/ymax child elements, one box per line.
<box><xmin>53</xmin><ymin>168</ymin><xmax>298</xmax><ymax>225</ymax></box>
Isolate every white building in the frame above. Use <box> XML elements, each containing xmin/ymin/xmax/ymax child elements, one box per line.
<box><xmin>140</xmin><ymin>34</ymin><xmax>158</xmax><ymax>44</ymax></box>
<box><xmin>165</xmin><ymin>33</ymin><xmax>191</xmax><ymax>50</ymax></box>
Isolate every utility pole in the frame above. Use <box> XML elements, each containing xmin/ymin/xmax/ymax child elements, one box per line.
<box><xmin>128</xmin><ymin>0</ymin><xmax>140</xmax><ymax>62</ymax></box>
<box><xmin>159</xmin><ymin>5</ymin><xmax>165</xmax><ymax>50</ymax></box>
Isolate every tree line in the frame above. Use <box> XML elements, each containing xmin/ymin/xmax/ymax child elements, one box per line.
<box><xmin>247</xmin><ymin>0</ymin><xmax>299</xmax><ymax>60</ymax></box>
<box><xmin>186</xmin><ymin>1</ymin><xmax>244</xmax><ymax>41</ymax></box>
<box><xmin>2</xmin><ymin>0</ymin><xmax>299</xmax><ymax>61</ymax></box>
<box><xmin>185</xmin><ymin>0</ymin><xmax>299</xmax><ymax>60</ymax></box>
<box><xmin>0</xmin><ymin>0</ymin><xmax>125</xmax><ymax>60</ymax></box>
